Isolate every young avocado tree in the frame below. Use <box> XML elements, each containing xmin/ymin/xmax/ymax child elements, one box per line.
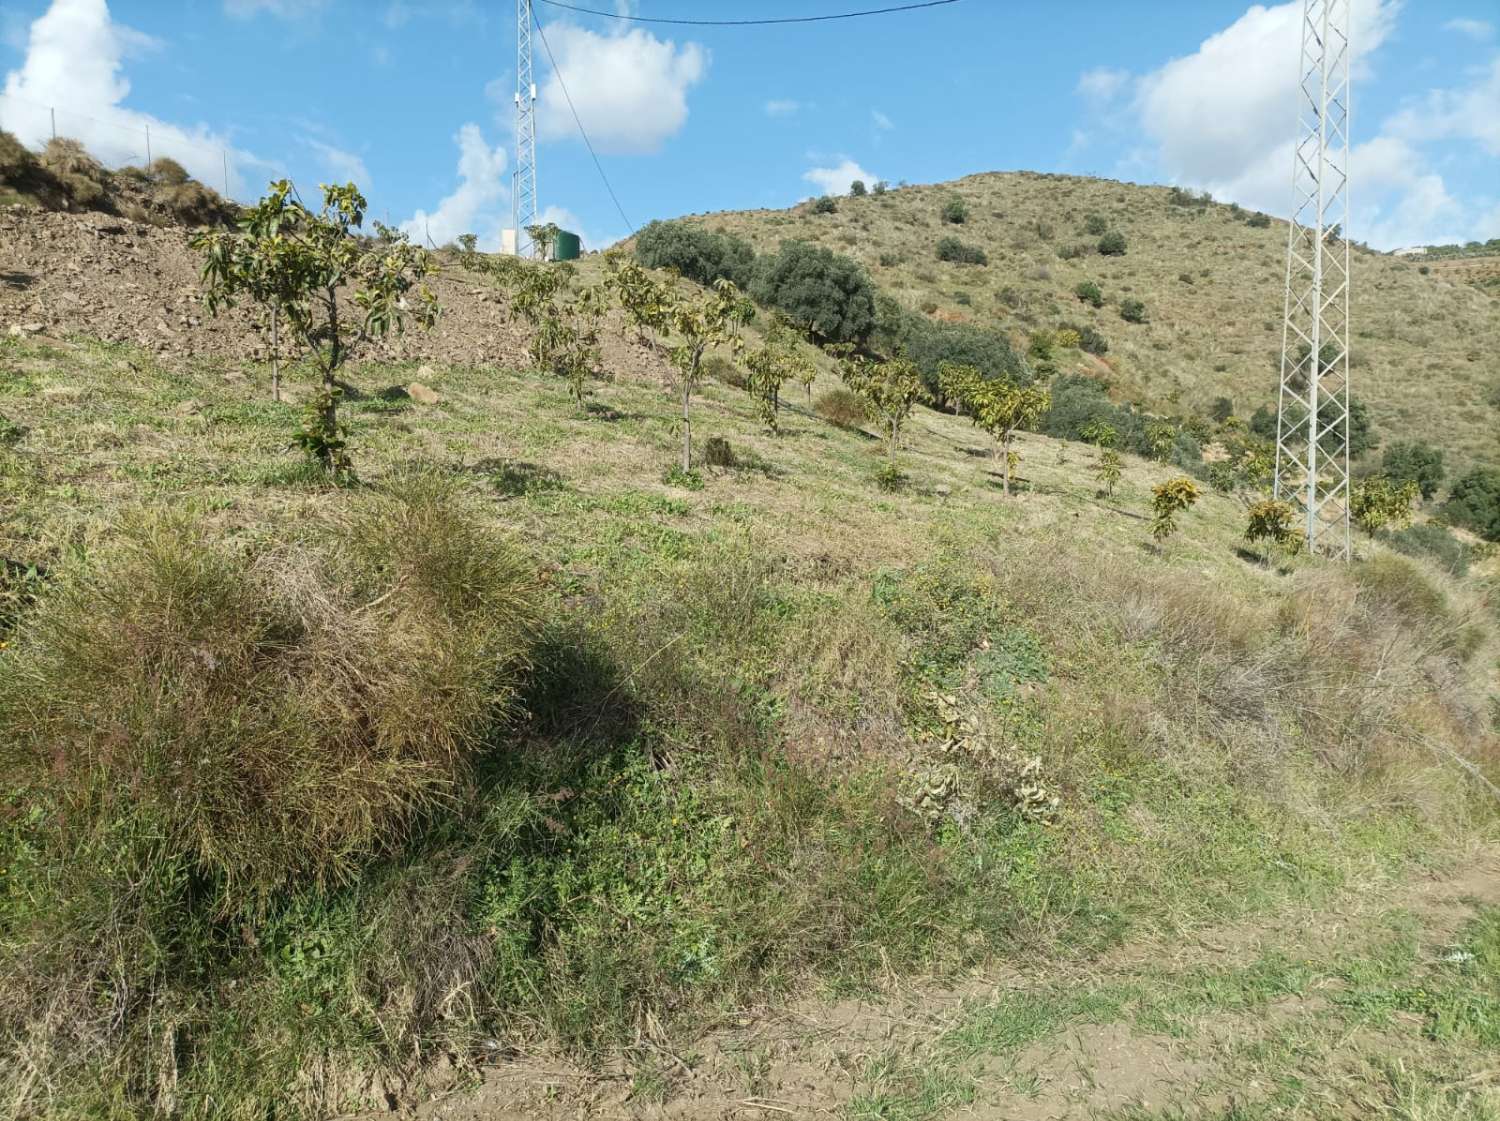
<box><xmin>743</xmin><ymin>314</ymin><xmax>815</xmax><ymax>433</ymax></box>
<box><xmin>1094</xmin><ymin>449</ymin><xmax>1123</xmax><ymax>497</ymax></box>
<box><xmin>1350</xmin><ymin>474</ymin><xmax>1419</xmax><ymax>535</ymax></box>
<box><xmin>1244</xmin><ymin>498</ymin><xmax>1303</xmax><ymax>563</ymax></box>
<box><xmin>194</xmin><ymin>180</ymin><xmax>438</xmax><ymax>478</ymax></box>
<box><xmin>837</xmin><ymin>349</ymin><xmax>930</xmax><ymax>474</ymax></box>
<box><xmin>605</xmin><ymin>255</ymin><xmax>675</xmax><ymax>348</ymax></box>
<box><xmin>668</xmin><ymin>278</ymin><xmax>754</xmax><ymax>472</ymax></box>
<box><xmin>1150</xmin><ymin>477</ymin><xmax>1202</xmax><ymax>545</ymax></box>
<box><xmin>937</xmin><ymin>361</ymin><xmax>1050</xmax><ymax>497</ymax></box>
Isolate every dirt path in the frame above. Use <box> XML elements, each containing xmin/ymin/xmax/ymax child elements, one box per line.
<box><xmin>400</xmin><ymin>844</ymin><xmax>1500</xmax><ymax>1120</ymax></box>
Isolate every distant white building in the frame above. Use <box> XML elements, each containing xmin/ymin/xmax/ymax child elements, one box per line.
<box><xmin>1392</xmin><ymin>246</ymin><xmax>1428</xmax><ymax>257</ymax></box>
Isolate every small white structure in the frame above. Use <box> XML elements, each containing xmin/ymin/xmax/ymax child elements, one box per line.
<box><xmin>1392</xmin><ymin>246</ymin><xmax>1428</xmax><ymax>257</ymax></box>
<box><xmin>501</xmin><ymin>228</ymin><xmax>518</xmax><ymax>256</ymax></box>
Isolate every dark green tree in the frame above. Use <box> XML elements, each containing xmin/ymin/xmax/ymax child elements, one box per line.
<box><xmin>1443</xmin><ymin>467</ymin><xmax>1500</xmax><ymax>542</ymax></box>
<box><xmin>1381</xmin><ymin>441</ymin><xmax>1446</xmax><ymax>500</ymax></box>
<box><xmin>633</xmin><ymin>219</ymin><xmax>755</xmax><ymax>288</ymax></box>
<box><xmin>849</xmin><ymin>179</ymin><xmax>867</xmax><ymax>197</ymax></box>
<box><xmin>941</xmin><ymin>195</ymin><xmax>968</xmax><ymax>224</ymax></box>
<box><xmin>750</xmin><ymin>240</ymin><xmax>876</xmax><ymax>346</ymax></box>
<box><xmin>1098</xmin><ymin>231</ymin><xmax>1127</xmax><ymax>256</ymax></box>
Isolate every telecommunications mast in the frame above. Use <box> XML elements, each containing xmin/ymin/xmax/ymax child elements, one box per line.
<box><xmin>513</xmin><ymin>0</ymin><xmax>539</xmax><ymax>257</ymax></box>
<box><xmin>1273</xmin><ymin>0</ymin><xmax>1353</xmax><ymax>559</ymax></box>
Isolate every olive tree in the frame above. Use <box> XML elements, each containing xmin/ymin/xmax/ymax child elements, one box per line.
<box><xmin>194</xmin><ymin>180</ymin><xmax>438</xmax><ymax>477</ymax></box>
<box><xmin>668</xmin><ymin>279</ymin><xmax>753</xmax><ymax>471</ymax></box>
<box><xmin>938</xmin><ymin>361</ymin><xmax>1050</xmax><ymax>497</ymax></box>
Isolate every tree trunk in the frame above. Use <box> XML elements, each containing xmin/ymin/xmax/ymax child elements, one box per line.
<box><xmin>1000</xmin><ymin>435</ymin><xmax>1011</xmax><ymax>497</ymax></box>
<box><xmin>681</xmin><ymin>376</ymin><xmax>694</xmax><ymax>473</ymax></box>
<box><xmin>270</xmin><ymin>307</ymin><xmax>280</xmax><ymax>402</ymax></box>
<box><xmin>322</xmin><ymin>290</ymin><xmax>341</xmax><ymax>469</ymax></box>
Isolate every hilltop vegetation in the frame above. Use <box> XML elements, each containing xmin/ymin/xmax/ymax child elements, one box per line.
<box><xmin>677</xmin><ymin>171</ymin><xmax>1500</xmax><ymax>477</ymax></box>
<box><xmin>0</xmin><ymin>167</ymin><xmax>1498</xmax><ymax>1119</ymax></box>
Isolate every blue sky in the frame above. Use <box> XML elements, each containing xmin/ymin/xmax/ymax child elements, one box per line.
<box><xmin>1</xmin><ymin>0</ymin><xmax>1497</xmax><ymax>251</ymax></box>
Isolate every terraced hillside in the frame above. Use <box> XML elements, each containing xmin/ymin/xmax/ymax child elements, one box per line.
<box><xmin>678</xmin><ymin>172</ymin><xmax>1500</xmax><ymax>473</ymax></box>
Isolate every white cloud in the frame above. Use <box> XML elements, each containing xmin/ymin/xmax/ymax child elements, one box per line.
<box><xmin>1444</xmin><ymin>17</ymin><xmax>1494</xmax><ymax>41</ymax></box>
<box><xmin>0</xmin><ymin>0</ymin><xmax>261</xmax><ymax>196</ymax></box>
<box><xmin>1076</xmin><ymin>66</ymin><xmax>1130</xmax><ymax>103</ymax></box>
<box><xmin>871</xmin><ymin>109</ymin><xmax>893</xmax><ymax>131</ymax></box>
<box><xmin>399</xmin><ymin>123</ymin><xmax>508</xmax><ymax>249</ymax></box>
<box><xmin>803</xmin><ymin>158</ymin><xmax>875</xmax><ymax>197</ymax></box>
<box><xmin>1385</xmin><ymin>55</ymin><xmax>1500</xmax><ymax>157</ymax></box>
<box><xmin>536</xmin><ymin>21</ymin><xmax>707</xmax><ymax>154</ymax></box>
<box><xmin>1084</xmin><ymin>0</ymin><xmax>1499</xmax><ymax>247</ymax></box>
<box><xmin>302</xmin><ymin>137</ymin><xmax>370</xmax><ymax>187</ymax></box>
<box><xmin>223</xmin><ymin>0</ymin><xmax>328</xmax><ymax>18</ymax></box>
<box><xmin>765</xmin><ymin>99</ymin><xmax>800</xmax><ymax>117</ymax></box>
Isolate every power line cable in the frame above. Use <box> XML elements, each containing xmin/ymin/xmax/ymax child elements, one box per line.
<box><xmin>530</xmin><ymin>8</ymin><xmax>635</xmax><ymax>236</ymax></box>
<box><xmin>536</xmin><ymin>0</ymin><xmax>959</xmax><ymax>27</ymax></box>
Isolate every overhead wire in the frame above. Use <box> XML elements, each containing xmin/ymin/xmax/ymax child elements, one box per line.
<box><xmin>535</xmin><ymin>0</ymin><xmax>960</xmax><ymax>26</ymax></box>
<box><xmin>530</xmin><ymin>7</ymin><xmax>635</xmax><ymax>235</ymax></box>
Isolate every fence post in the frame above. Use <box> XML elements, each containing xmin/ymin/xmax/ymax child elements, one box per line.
<box><xmin>222</xmin><ymin>150</ymin><xmax>229</xmax><ymax>196</ymax></box>
<box><xmin>49</xmin><ymin>107</ymin><xmax>55</xmax><ymax>140</ymax></box>
<box><xmin>145</xmin><ymin>124</ymin><xmax>151</xmax><ymax>166</ymax></box>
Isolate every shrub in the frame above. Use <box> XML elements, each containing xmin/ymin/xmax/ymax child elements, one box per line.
<box><xmin>941</xmin><ymin>195</ymin><xmax>968</xmax><ymax>224</ymax></box>
<box><xmin>703</xmin><ymin>435</ymin><xmax>738</xmax><ymax>467</ymax></box>
<box><xmin>750</xmin><ymin>240</ymin><xmax>876</xmax><ymax>345</ymax></box>
<box><xmin>0</xmin><ymin>482</ymin><xmax>541</xmax><ymax>893</ymax></box>
<box><xmin>1074</xmin><ymin>325</ymin><xmax>1108</xmax><ymax>355</ymax></box>
<box><xmin>1386</xmin><ymin>522</ymin><xmax>1474</xmax><ymax>577</ymax></box>
<box><xmin>0</xmin><ymin>129</ymin><xmax>39</xmax><ymax>182</ymax></box>
<box><xmin>1353</xmin><ymin>553</ymin><xmax>1450</xmax><ymax>628</ymax></box>
<box><xmin>1084</xmin><ymin>214</ymin><xmax>1107</xmax><ymax>236</ymax></box>
<box><xmin>1351</xmin><ymin>475</ymin><xmax>1419</xmax><ymax>535</ymax></box>
<box><xmin>1247</xmin><ymin>212</ymin><xmax>1272</xmax><ymax>228</ymax></box>
<box><xmin>1094</xmin><ymin>448</ymin><xmax>1123</xmax><ymax>496</ymax></box>
<box><xmin>812</xmin><ymin>195</ymin><xmax>838</xmax><ymax>214</ymax></box>
<box><xmin>157</xmin><ymin>180</ymin><xmax>230</xmax><ymax>226</ymax></box>
<box><xmin>849</xmin><ymin>179</ymin><xmax>867</xmax><ymax>197</ymax></box>
<box><xmin>1250</xmin><ymin>394</ymin><xmax>1376</xmax><ymax>458</ymax></box>
<box><xmin>39</xmin><ymin>137</ymin><xmax>109</xmax><ymax>209</ymax></box>
<box><xmin>1119</xmin><ymin>298</ymin><xmax>1147</xmax><ymax>323</ymax></box>
<box><xmin>1209</xmin><ymin>396</ymin><xmax>1235</xmax><ymax>423</ymax></box>
<box><xmin>1074</xmin><ymin>280</ymin><xmax>1104</xmax><ymax>307</ymax></box>
<box><xmin>872</xmin><ymin>180</ymin><xmax>888</xmax><ymax>195</ymax></box>
<box><xmin>878</xmin><ymin>251</ymin><xmax>900</xmax><ymax>267</ymax></box>
<box><xmin>1443</xmin><ymin>467</ymin><xmax>1500</xmax><ymax>541</ymax></box>
<box><xmin>936</xmin><ymin>236</ymin><xmax>987</xmax><ymax>265</ymax></box>
<box><xmin>1057</xmin><ymin>243</ymin><xmax>1087</xmax><ymax>260</ymax></box>
<box><xmin>633</xmin><ymin>219</ymin><xmax>756</xmax><ymax>289</ymax></box>
<box><xmin>1097</xmin><ymin>231</ymin><xmax>1127</xmax><ymax>256</ymax></box>
<box><xmin>1382</xmin><ymin>441</ymin><xmax>1446</xmax><ymax>500</ymax></box>
<box><xmin>815</xmin><ymin>386</ymin><xmax>866</xmax><ymax>428</ymax></box>
<box><xmin>146</xmin><ymin>156</ymin><xmax>190</xmax><ymax>186</ymax></box>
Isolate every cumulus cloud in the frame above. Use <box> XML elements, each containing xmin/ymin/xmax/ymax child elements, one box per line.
<box><xmin>765</xmin><ymin>99</ymin><xmax>800</xmax><ymax>117</ymax></box>
<box><xmin>399</xmin><ymin>123</ymin><xmax>508</xmax><ymax>249</ymax></box>
<box><xmin>803</xmin><ymin>158</ymin><xmax>875</xmax><ymax>197</ymax></box>
<box><xmin>536</xmin><ymin>21</ymin><xmax>707</xmax><ymax>154</ymax></box>
<box><xmin>1444</xmin><ymin>17</ymin><xmax>1494</xmax><ymax>41</ymax></box>
<box><xmin>1081</xmin><ymin>0</ymin><xmax>1498</xmax><ymax>247</ymax></box>
<box><xmin>0</xmin><ymin>0</ymin><xmax>260</xmax><ymax>195</ymax></box>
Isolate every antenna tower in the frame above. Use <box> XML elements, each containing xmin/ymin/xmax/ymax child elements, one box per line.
<box><xmin>1273</xmin><ymin>0</ymin><xmax>1353</xmax><ymax>559</ymax></box>
<box><xmin>513</xmin><ymin>0</ymin><xmax>539</xmax><ymax>257</ymax></box>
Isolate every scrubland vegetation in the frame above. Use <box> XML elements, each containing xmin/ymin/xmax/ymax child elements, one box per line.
<box><xmin>0</xmin><ymin>155</ymin><xmax>1498</xmax><ymax>1118</ymax></box>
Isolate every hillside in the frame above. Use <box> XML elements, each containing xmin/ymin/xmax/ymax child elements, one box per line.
<box><xmin>680</xmin><ymin>172</ymin><xmax>1500</xmax><ymax>474</ymax></box>
<box><xmin>1</xmin><ymin>188</ymin><xmax>1499</xmax><ymax>1119</ymax></box>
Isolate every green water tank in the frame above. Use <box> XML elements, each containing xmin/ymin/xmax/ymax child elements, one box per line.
<box><xmin>553</xmin><ymin>229</ymin><xmax>582</xmax><ymax>261</ymax></box>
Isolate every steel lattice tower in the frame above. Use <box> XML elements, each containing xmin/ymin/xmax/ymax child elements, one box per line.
<box><xmin>1273</xmin><ymin>0</ymin><xmax>1353</xmax><ymax>559</ymax></box>
<box><xmin>513</xmin><ymin>0</ymin><xmax>539</xmax><ymax>258</ymax></box>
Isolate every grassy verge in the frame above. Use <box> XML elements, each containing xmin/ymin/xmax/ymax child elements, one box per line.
<box><xmin>0</xmin><ymin>333</ymin><xmax>1496</xmax><ymax>1117</ymax></box>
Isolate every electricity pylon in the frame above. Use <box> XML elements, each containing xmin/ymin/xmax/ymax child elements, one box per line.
<box><xmin>513</xmin><ymin>0</ymin><xmax>539</xmax><ymax>258</ymax></box>
<box><xmin>1273</xmin><ymin>0</ymin><xmax>1352</xmax><ymax>559</ymax></box>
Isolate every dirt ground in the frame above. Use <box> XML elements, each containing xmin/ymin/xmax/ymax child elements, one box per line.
<box><xmin>381</xmin><ymin>848</ymin><xmax>1500</xmax><ymax>1121</ymax></box>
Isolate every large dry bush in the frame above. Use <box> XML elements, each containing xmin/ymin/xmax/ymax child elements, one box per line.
<box><xmin>0</xmin><ymin>474</ymin><xmax>540</xmax><ymax>893</ymax></box>
<box><xmin>38</xmin><ymin>137</ymin><xmax>110</xmax><ymax>209</ymax></box>
<box><xmin>0</xmin><ymin>474</ymin><xmax>540</xmax><ymax>1112</ymax></box>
